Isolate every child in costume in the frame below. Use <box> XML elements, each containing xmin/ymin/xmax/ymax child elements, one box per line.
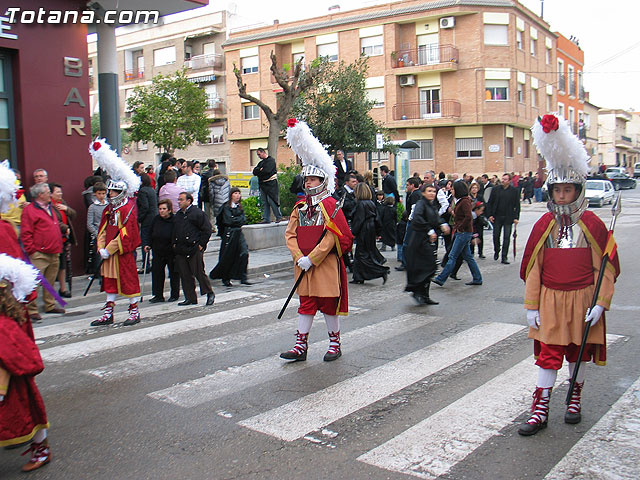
<box><xmin>518</xmin><ymin>114</ymin><xmax>620</xmax><ymax>436</ymax></box>
<box><xmin>89</xmin><ymin>139</ymin><xmax>142</xmax><ymax>327</ymax></box>
<box><xmin>280</xmin><ymin>119</ymin><xmax>353</xmax><ymax>362</ymax></box>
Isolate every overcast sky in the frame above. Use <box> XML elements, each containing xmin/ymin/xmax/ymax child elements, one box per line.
<box><xmin>209</xmin><ymin>0</ymin><xmax>639</xmax><ymax>111</ymax></box>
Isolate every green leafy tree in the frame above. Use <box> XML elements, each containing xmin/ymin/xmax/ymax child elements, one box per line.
<box><xmin>91</xmin><ymin>114</ymin><xmax>131</xmax><ymax>147</ymax></box>
<box><xmin>277</xmin><ymin>163</ymin><xmax>302</xmax><ymax>216</ymax></box>
<box><xmin>292</xmin><ymin>55</ymin><xmax>394</xmax><ymax>154</ymax></box>
<box><xmin>241</xmin><ymin>196</ymin><xmax>263</xmax><ymax>225</ymax></box>
<box><xmin>127</xmin><ymin>70</ymin><xmax>209</xmax><ymax>153</ymax></box>
<box><xmin>233</xmin><ymin>53</ymin><xmax>328</xmax><ymax>161</ymax></box>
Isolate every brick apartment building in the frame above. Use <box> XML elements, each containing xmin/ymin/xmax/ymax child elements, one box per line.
<box><xmin>555</xmin><ymin>33</ymin><xmax>585</xmax><ymax>140</ymax></box>
<box><xmin>223</xmin><ymin>0</ymin><xmax>557</xmax><ymax>180</ymax></box>
<box><xmin>597</xmin><ymin>108</ymin><xmax>635</xmax><ymax>171</ymax></box>
<box><xmin>87</xmin><ymin>10</ymin><xmax>230</xmax><ymax>171</ymax></box>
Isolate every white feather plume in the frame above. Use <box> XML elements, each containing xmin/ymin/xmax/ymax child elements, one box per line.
<box><xmin>285</xmin><ymin>120</ymin><xmax>337</xmax><ymax>194</ymax></box>
<box><xmin>0</xmin><ymin>253</ymin><xmax>40</xmax><ymax>303</ymax></box>
<box><xmin>0</xmin><ymin>160</ymin><xmax>18</xmax><ymax>214</ymax></box>
<box><xmin>89</xmin><ymin>138</ymin><xmax>141</xmax><ymax>195</ymax></box>
<box><xmin>531</xmin><ymin>114</ymin><xmax>589</xmax><ymax>178</ymax></box>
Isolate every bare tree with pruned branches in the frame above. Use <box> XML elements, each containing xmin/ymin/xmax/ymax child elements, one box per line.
<box><xmin>233</xmin><ymin>52</ymin><xmax>327</xmax><ymax>161</ymax></box>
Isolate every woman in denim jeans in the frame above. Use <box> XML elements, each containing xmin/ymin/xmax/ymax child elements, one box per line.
<box><xmin>432</xmin><ymin>181</ymin><xmax>483</xmax><ymax>287</ymax></box>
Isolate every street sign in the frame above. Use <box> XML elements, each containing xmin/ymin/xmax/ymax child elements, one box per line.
<box><xmin>376</xmin><ymin>133</ymin><xmax>384</xmax><ymax>150</ymax></box>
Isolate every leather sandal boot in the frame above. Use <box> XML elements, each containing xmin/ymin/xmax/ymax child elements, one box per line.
<box><xmin>518</xmin><ymin>387</ymin><xmax>552</xmax><ymax>436</ymax></box>
<box><xmin>280</xmin><ymin>331</ymin><xmax>308</xmax><ymax>361</ymax></box>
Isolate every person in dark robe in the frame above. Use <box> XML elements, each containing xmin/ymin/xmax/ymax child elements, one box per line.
<box><xmin>350</xmin><ymin>182</ymin><xmax>389</xmax><ymax>284</ymax></box>
<box><xmin>209</xmin><ymin>188</ymin><xmax>251</xmax><ymax>286</ymax></box>
<box><xmin>404</xmin><ymin>184</ymin><xmax>450</xmax><ymax>304</ymax></box>
<box><xmin>378</xmin><ymin>195</ymin><xmax>397</xmax><ymax>251</ymax></box>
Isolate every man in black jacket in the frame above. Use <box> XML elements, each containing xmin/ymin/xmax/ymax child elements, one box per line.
<box><xmin>380</xmin><ymin>165</ymin><xmax>400</xmax><ymax>203</ymax></box>
<box><xmin>333</xmin><ymin>174</ymin><xmax>358</xmax><ymax>272</ymax></box>
<box><xmin>333</xmin><ymin>150</ymin><xmax>353</xmax><ymax>186</ymax></box>
<box><xmin>487</xmin><ymin>173</ymin><xmax>520</xmax><ymax>264</ymax></box>
<box><xmin>253</xmin><ymin>148</ymin><xmax>283</xmax><ymax>223</ymax></box>
<box><xmin>173</xmin><ymin>192</ymin><xmax>215</xmax><ymax>305</ymax></box>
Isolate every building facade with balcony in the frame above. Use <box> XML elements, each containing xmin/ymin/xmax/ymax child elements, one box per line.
<box><xmin>583</xmin><ymin>100</ymin><xmax>600</xmax><ymax>169</ymax></box>
<box><xmin>87</xmin><ymin>10</ymin><xmax>230</xmax><ymax>170</ymax></box>
<box><xmin>555</xmin><ymin>33</ymin><xmax>585</xmax><ymax>140</ymax></box>
<box><xmin>223</xmin><ymin>0</ymin><xmax>556</xmax><ymax>179</ymax></box>
<box><xmin>597</xmin><ymin>109</ymin><xmax>634</xmax><ymax>171</ymax></box>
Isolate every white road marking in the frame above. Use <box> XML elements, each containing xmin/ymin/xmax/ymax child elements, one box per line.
<box><xmin>237</xmin><ymin>322</ymin><xmax>524</xmax><ymax>441</ymax></box>
<box><xmin>358</xmin><ymin>334</ymin><xmax>624</xmax><ymax>479</ymax></box>
<box><xmin>147</xmin><ymin>314</ymin><xmax>439</xmax><ymax>408</ymax></box>
<box><xmin>34</xmin><ymin>290</ymin><xmax>256</xmax><ymax>340</ymax></box>
<box><xmin>544</xmin><ymin>372</ymin><xmax>640</xmax><ymax>480</ymax></box>
<box><xmin>40</xmin><ymin>298</ymin><xmax>294</xmax><ymax>363</ymax></box>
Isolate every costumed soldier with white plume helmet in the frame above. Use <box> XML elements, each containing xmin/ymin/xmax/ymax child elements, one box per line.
<box><xmin>518</xmin><ymin>114</ymin><xmax>620</xmax><ymax>436</ymax></box>
<box><xmin>0</xmin><ymin>159</ymin><xmax>52</xmax><ymax>471</ymax></box>
<box><xmin>89</xmin><ymin>139</ymin><xmax>142</xmax><ymax>327</ymax></box>
<box><xmin>280</xmin><ymin>119</ymin><xmax>353</xmax><ymax>362</ymax></box>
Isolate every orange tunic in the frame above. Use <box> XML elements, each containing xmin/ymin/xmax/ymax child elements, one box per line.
<box><xmin>522</xmin><ymin>211</ymin><xmax>619</xmax><ymax>363</ymax></box>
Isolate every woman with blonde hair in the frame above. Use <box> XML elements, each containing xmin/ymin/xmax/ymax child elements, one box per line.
<box><xmin>350</xmin><ymin>182</ymin><xmax>389</xmax><ymax>284</ymax></box>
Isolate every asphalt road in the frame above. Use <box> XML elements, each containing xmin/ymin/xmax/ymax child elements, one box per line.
<box><xmin>2</xmin><ymin>189</ymin><xmax>639</xmax><ymax>480</ymax></box>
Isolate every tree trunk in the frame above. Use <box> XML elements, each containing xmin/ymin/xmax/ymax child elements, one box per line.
<box><xmin>267</xmin><ymin>118</ymin><xmax>281</xmax><ymax>163</ymax></box>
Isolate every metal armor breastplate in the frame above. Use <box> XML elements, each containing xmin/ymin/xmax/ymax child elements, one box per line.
<box><xmin>298</xmin><ymin>203</ymin><xmax>323</xmax><ymax>226</ymax></box>
<box><xmin>546</xmin><ymin>222</ymin><xmax>588</xmax><ymax>249</ymax></box>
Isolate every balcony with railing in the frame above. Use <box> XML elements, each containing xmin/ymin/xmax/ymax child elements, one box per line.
<box><xmin>185</xmin><ymin>53</ymin><xmax>223</xmax><ymax>70</ymax></box>
<box><xmin>206</xmin><ymin>95</ymin><xmax>225</xmax><ymax>113</ymax></box>
<box><xmin>392</xmin><ymin>99</ymin><xmax>461</xmax><ymax>121</ymax></box>
<box><xmin>124</xmin><ymin>67</ymin><xmax>144</xmax><ymax>81</ymax></box>
<box><xmin>391</xmin><ymin>44</ymin><xmax>458</xmax><ymax>72</ymax></box>
<box><xmin>579</xmin><ymin>86</ymin><xmax>585</xmax><ymax>102</ymax></box>
<box><xmin>558</xmin><ymin>74</ymin><xmax>566</xmax><ymax>92</ymax></box>
<box><xmin>615</xmin><ymin>135</ymin><xmax>633</xmax><ymax>149</ymax></box>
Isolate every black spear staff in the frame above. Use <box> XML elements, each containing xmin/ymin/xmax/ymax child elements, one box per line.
<box><xmin>566</xmin><ymin>192</ymin><xmax>622</xmax><ymax>405</ymax></box>
<box><xmin>277</xmin><ymin>193</ymin><xmax>346</xmax><ymax>319</ymax></box>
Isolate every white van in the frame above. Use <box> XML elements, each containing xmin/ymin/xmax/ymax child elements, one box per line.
<box><xmin>605</xmin><ymin>166</ymin><xmax>626</xmax><ymax>176</ymax></box>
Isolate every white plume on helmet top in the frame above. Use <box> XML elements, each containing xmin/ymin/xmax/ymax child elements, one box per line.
<box><xmin>531</xmin><ymin>113</ymin><xmax>589</xmax><ymax>182</ymax></box>
<box><xmin>0</xmin><ymin>160</ymin><xmax>18</xmax><ymax>214</ymax></box>
<box><xmin>285</xmin><ymin>119</ymin><xmax>337</xmax><ymax>194</ymax></box>
<box><xmin>0</xmin><ymin>253</ymin><xmax>40</xmax><ymax>302</ymax></box>
<box><xmin>89</xmin><ymin>138</ymin><xmax>141</xmax><ymax>195</ymax></box>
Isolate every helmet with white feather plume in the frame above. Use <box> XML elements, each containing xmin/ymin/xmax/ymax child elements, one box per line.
<box><xmin>532</xmin><ymin>113</ymin><xmax>590</xmax><ymax>223</ymax></box>
<box><xmin>89</xmin><ymin>138</ymin><xmax>141</xmax><ymax>207</ymax></box>
<box><xmin>0</xmin><ymin>253</ymin><xmax>40</xmax><ymax>303</ymax></box>
<box><xmin>0</xmin><ymin>160</ymin><xmax>18</xmax><ymax>214</ymax></box>
<box><xmin>285</xmin><ymin>118</ymin><xmax>336</xmax><ymax>199</ymax></box>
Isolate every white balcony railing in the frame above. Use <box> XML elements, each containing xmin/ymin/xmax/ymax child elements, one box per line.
<box><xmin>185</xmin><ymin>53</ymin><xmax>223</xmax><ymax>70</ymax></box>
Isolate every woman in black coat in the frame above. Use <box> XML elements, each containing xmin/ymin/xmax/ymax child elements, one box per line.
<box><xmin>144</xmin><ymin>199</ymin><xmax>180</xmax><ymax>303</ymax></box>
<box><xmin>137</xmin><ymin>173</ymin><xmax>158</xmax><ymax>273</ymax></box>
<box><xmin>209</xmin><ymin>188</ymin><xmax>251</xmax><ymax>287</ymax></box>
<box><xmin>351</xmin><ymin>182</ymin><xmax>389</xmax><ymax>284</ymax></box>
<box><xmin>404</xmin><ymin>184</ymin><xmax>450</xmax><ymax>304</ymax></box>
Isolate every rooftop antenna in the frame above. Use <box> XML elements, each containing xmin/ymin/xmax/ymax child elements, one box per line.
<box><xmin>540</xmin><ymin>0</ymin><xmax>544</xmax><ymax>19</ymax></box>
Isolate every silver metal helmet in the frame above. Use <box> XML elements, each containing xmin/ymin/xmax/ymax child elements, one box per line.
<box><xmin>107</xmin><ymin>179</ymin><xmax>128</xmax><ymax>208</ymax></box>
<box><xmin>544</xmin><ymin>165</ymin><xmax>588</xmax><ymax>228</ymax></box>
<box><xmin>302</xmin><ymin>164</ymin><xmax>330</xmax><ymax>204</ymax></box>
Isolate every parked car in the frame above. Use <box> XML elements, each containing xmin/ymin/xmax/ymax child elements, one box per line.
<box><xmin>634</xmin><ymin>162</ymin><xmax>640</xmax><ymax>178</ymax></box>
<box><xmin>605</xmin><ymin>172</ymin><xmax>637</xmax><ymax>190</ymax></box>
<box><xmin>605</xmin><ymin>166</ymin><xmax>627</xmax><ymax>176</ymax></box>
<box><xmin>585</xmin><ymin>179</ymin><xmax>615</xmax><ymax>207</ymax></box>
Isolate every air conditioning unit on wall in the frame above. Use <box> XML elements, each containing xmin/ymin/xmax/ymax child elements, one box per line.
<box><xmin>399</xmin><ymin>75</ymin><xmax>415</xmax><ymax>87</ymax></box>
<box><xmin>440</xmin><ymin>16</ymin><xmax>455</xmax><ymax>29</ymax></box>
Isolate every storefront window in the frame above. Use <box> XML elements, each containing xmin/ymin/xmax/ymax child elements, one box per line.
<box><xmin>0</xmin><ymin>52</ymin><xmax>16</xmax><ymax>165</ymax></box>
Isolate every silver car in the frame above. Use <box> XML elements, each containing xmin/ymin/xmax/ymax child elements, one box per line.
<box><xmin>585</xmin><ymin>179</ymin><xmax>615</xmax><ymax>207</ymax></box>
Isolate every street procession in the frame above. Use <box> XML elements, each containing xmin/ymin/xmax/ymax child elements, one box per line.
<box><xmin>1</xmin><ymin>0</ymin><xmax>639</xmax><ymax>478</ymax></box>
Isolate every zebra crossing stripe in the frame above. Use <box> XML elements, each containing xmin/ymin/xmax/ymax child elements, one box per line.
<box><xmin>40</xmin><ymin>298</ymin><xmax>294</xmax><ymax>363</ymax></box>
<box><xmin>544</xmin><ymin>371</ymin><xmax>640</xmax><ymax>479</ymax></box>
<box><xmin>147</xmin><ymin>313</ymin><xmax>439</xmax><ymax>408</ymax></box>
<box><xmin>237</xmin><ymin>322</ymin><xmax>524</xmax><ymax>442</ymax></box>
<box><xmin>357</xmin><ymin>334</ymin><xmax>624</xmax><ymax>479</ymax></box>
<box><xmin>33</xmin><ymin>290</ymin><xmax>257</xmax><ymax>340</ymax></box>
<box><xmin>84</xmin><ymin>317</ymin><xmax>298</xmax><ymax>380</ymax></box>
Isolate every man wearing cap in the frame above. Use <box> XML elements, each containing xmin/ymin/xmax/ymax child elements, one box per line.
<box><xmin>281</xmin><ymin>119</ymin><xmax>353</xmax><ymax>362</ymax></box>
<box><xmin>518</xmin><ymin>114</ymin><xmax>620</xmax><ymax>436</ymax></box>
